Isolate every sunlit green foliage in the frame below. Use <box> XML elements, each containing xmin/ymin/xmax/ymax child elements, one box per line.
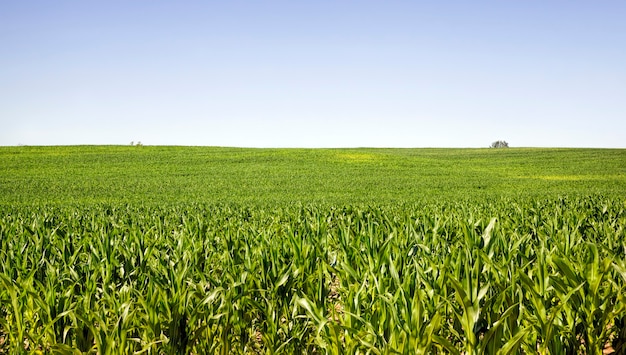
<box><xmin>1</xmin><ymin>199</ymin><xmax>625</xmax><ymax>353</ymax></box>
<box><xmin>1</xmin><ymin>147</ymin><xmax>625</xmax><ymax>353</ymax></box>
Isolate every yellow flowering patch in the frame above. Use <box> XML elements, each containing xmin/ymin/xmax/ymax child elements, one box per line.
<box><xmin>536</xmin><ymin>175</ymin><xmax>584</xmax><ymax>181</ymax></box>
<box><xmin>334</xmin><ymin>152</ymin><xmax>379</xmax><ymax>163</ymax></box>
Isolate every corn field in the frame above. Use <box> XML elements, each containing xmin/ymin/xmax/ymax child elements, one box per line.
<box><xmin>1</xmin><ymin>197</ymin><xmax>625</xmax><ymax>354</ymax></box>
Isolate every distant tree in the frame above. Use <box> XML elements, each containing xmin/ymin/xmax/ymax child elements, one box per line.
<box><xmin>490</xmin><ymin>140</ymin><xmax>509</xmax><ymax>148</ymax></box>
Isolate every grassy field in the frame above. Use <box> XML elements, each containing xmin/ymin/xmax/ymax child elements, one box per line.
<box><xmin>1</xmin><ymin>146</ymin><xmax>625</xmax><ymax>205</ymax></box>
<box><xmin>1</xmin><ymin>146</ymin><xmax>625</xmax><ymax>354</ymax></box>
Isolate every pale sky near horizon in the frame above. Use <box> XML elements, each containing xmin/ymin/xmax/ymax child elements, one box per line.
<box><xmin>1</xmin><ymin>1</ymin><xmax>625</xmax><ymax>148</ymax></box>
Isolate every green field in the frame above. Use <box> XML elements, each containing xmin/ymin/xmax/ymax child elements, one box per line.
<box><xmin>1</xmin><ymin>146</ymin><xmax>625</xmax><ymax>205</ymax></box>
<box><xmin>1</xmin><ymin>146</ymin><xmax>626</xmax><ymax>354</ymax></box>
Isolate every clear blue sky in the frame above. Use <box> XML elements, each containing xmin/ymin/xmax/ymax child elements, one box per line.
<box><xmin>2</xmin><ymin>1</ymin><xmax>625</xmax><ymax>148</ymax></box>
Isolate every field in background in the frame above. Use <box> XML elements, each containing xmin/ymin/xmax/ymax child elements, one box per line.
<box><xmin>1</xmin><ymin>146</ymin><xmax>625</xmax><ymax>353</ymax></box>
<box><xmin>1</xmin><ymin>146</ymin><xmax>625</xmax><ymax>205</ymax></box>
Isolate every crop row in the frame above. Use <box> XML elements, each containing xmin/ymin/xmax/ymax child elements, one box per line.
<box><xmin>1</xmin><ymin>197</ymin><xmax>625</xmax><ymax>354</ymax></box>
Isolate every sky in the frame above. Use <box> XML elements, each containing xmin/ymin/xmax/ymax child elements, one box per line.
<box><xmin>1</xmin><ymin>1</ymin><xmax>625</xmax><ymax>148</ymax></box>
